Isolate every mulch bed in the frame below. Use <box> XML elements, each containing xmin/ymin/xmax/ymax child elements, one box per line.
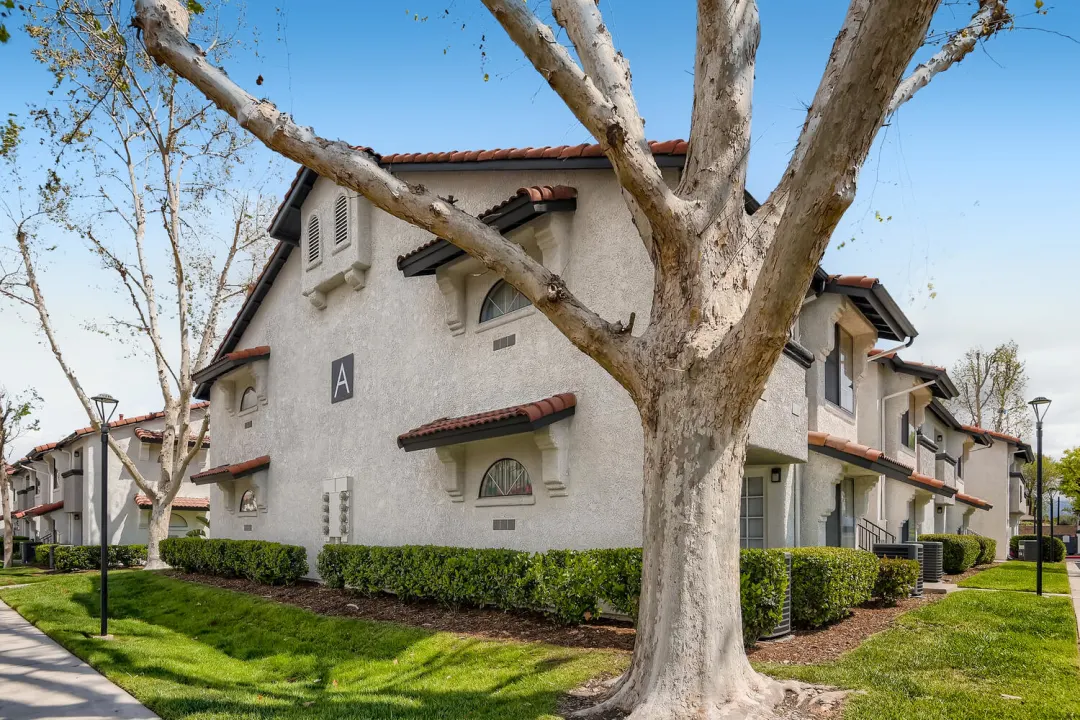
<box><xmin>164</xmin><ymin>571</ymin><xmax>635</xmax><ymax>652</ymax></box>
<box><xmin>747</xmin><ymin>595</ymin><xmax>938</xmax><ymax>665</ymax></box>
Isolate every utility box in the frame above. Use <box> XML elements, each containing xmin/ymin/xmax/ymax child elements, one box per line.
<box><xmin>1021</xmin><ymin>539</ymin><xmax>1040</xmax><ymax>562</ymax></box>
<box><xmin>873</xmin><ymin>543</ymin><xmax>924</xmax><ymax>597</ymax></box>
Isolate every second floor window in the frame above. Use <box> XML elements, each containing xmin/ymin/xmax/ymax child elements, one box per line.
<box><xmin>824</xmin><ymin>324</ymin><xmax>855</xmax><ymax>412</ymax></box>
<box><xmin>900</xmin><ymin>410</ymin><xmax>915</xmax><ymax>450</ymax></box>
<box><xmin>480</xmin><ymin>280</ymin><xmax>530</xmax><ymax>323</ymax></box>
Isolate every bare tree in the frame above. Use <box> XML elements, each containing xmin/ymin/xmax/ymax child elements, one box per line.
<box><xmin>3</xmin><ymin>0</ymin><xmax>275</xmax><ymax>569</ymax></box>
<box><xmin>951</xmin><ymin>340</ymin><xmax>1031</xmax><ymax>438</ymax></box>
<box><xmin>133</xmin><ymin>0</ymin><xmax>1015</xmax><ymax>716</ymax></box>
<box><xmin>0</xmin><ymin>388</ymin><xmax>42</xmax><ymax>568</ymax></box>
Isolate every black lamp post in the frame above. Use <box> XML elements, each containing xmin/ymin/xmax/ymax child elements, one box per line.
<box><xmin>91</xmin><ymin>393</ymin><xmax>118</xmax><ymax>637</ymax></box>
<box><xmin>1029</xmin><ymin>396</ymin><xmax>1051</xmax><ymax>597</ymax></box>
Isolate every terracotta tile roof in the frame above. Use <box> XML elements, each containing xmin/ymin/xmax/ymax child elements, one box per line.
<box><xmin>828</xmin><ymin>274</ymin><xmax>879</xmax><ymax>289</ymax></box>
<box><xmin>379</xmin><ymin>140</ymin><xmax>688</xmax><ymax>166</ymax></box>
<box><xmin>399</xmin><ymin>393</ymin><xmax>576</xmax><ymax>446</ymax></box>
<box><xmin>955</xmin><ymin>492</ymin><xmax>993</xmax><ymax>510</ymax></box>
<box><xmin>397</xmin><ymin>185</ymin><xmax>577</xmax><ymax>266</ymax></box>
<box><xmin>56</xmin><ymin>402</ymin><xmax>210</xmax><ymax>449</ymax></box>
<box><xmin>807</xmin><ymin>431</ymin><xmax>912</xmax><ymax>470</ymax></box>
<box><xmin>133</xmin><ymin>428</ymin><xmax>210</xmax><ymax>447</ymax></box>
<box><xmin>15</xmin><ymin>501</ymin><xmax>64</xmax><ymax>519</ymax></box>
<box><xmin>867</xmin><ymin>350</ymin><xmax>946</xmax><ymax>372</ymax></box>
<box><xmin>133</xmin><ymin>494</ymin><xmax>209</xmax><ymax>511</ymax></box>
<box><xmin>907</xmin><ymin>472</ymin><xmax>945</xmax><ymax>491</ymax></box>
<box><xmin>191</xmin><ymin>455</ymin><xmax>270</xmax><ymax>483</ymax></box>
<box><xmin>223</xmin><ymin>346</ymin><xmax>270</xmax><ymax>362</ymax></box>
<box><xmin>985</xmin><ymin>428</ymin><xmax>1025</xmax><ymax>445</ymax></box>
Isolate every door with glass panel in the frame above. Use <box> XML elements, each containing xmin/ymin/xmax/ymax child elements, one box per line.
<box><xmin>740</xmin><ymin>476</ymin><xmax>766</xmax><ymax>549</ymax></box>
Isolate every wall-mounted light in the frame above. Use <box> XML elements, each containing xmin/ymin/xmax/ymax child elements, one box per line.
<box><xmin>770</xmin><ymin>467</ymin><xmax>782</xmax><ymax>484</ymax></box>
<box><xmin>936</xmin><ymin>506</ymin><xmax>943</xmax><ymax>515</ymax></box>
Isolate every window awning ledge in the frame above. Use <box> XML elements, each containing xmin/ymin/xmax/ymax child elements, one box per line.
<box><xmin>191</xmin><ymin>456</ymin><xmax>270</xmax><ymax>485</ymax></box>
<box><xmin>398</xmin><ymin>393</ymin><xmax>576</xmax><ymax>452</ymax></box>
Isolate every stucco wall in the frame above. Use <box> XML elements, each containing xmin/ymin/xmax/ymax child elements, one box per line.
<box><xmin>205</xmin><ymin>168</ymin><xmax>808</xmax><ymax>573</ymax></box>
<box><xmin>964</xmin><ymin>443</ymin><xmax>1011</xmax><ymax>559</ymax></box>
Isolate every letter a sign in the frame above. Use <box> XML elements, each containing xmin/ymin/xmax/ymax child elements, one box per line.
<box><xmin>331</xmin><ymin>354</ymin><xmax>354</xmax><ymax>404</ymax></box>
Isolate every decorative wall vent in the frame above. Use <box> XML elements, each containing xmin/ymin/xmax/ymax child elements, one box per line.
<box><xmin>493</xmin><ymin>334</ymin><xmax>516</xmax><ymax>351</ymax></box>
<box><xmin>244</xmin><ymin>420</ymin><xmax>253</xmax><ymax>429</ymax></box>
<box><xmin>493</xmin><ymin>518</ymin><xmax>516</xmax><ymax>531</ymax></box>
<box><xmin>307</xmin><ymin>215</ymin><xmax>321</xmax><ymax>264</ymax></box>
<box><xmin>334</xmin><ymin>194</ymin><xmax>349</xmax><ymax>245</ymax></box>
<box><xmin>243</xmin><ymin>524</ymin><xmax>253</xmax><ymax>532</ymax></box>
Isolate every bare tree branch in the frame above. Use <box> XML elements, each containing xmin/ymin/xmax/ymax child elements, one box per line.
<box><xmin>133</xmin><ymin>0</ymin><xmax>647</xmax><ymax>397</ymax></box>
<box><xmin>890</xmin><ymin>0</ymin><xmax>1012</xmax><ymax>114</ymax></box>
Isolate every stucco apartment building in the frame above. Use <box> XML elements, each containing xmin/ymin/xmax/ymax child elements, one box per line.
<box><xmin>10</xmin><ymin>405</ymin><xmax>212</xmax><ymax>546</ymax></box>
<box><xmin>189</xmin><ymin>140</ymin><xmax>1012</xmax><ymax>574</ymax></box>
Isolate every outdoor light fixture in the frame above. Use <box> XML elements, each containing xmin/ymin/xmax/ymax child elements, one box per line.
<box><xmin>1029</xmin><ymin>395</ymin><xmax>1051</xmax><ymax>596</ymax></box>
<box><xmin>91</xmin><ymin>392</ymin><xmax>119</xmax><ymax>637</ymax></box>
<box><xmin>770</xmin><ymin>468</ymin><xmax>782</xmax><ymax>484</ymax></box>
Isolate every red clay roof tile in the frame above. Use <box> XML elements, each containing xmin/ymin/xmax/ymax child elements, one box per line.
<box><xmin>955</xmin><ymin>492</ymin><xmax>993</xmax><ymax>510</ymax></box>
<box><xmin>133</xmin><ymin>494</ymin><xmax>210</xmax><ymax>510</ymax></box>
<box><xmin>828</xmin><ymin>274</ymin><xmax>879</xmax><ymax>289</ymax></box>
<box><xmin>399</xmin><ymin>393</ymin><xmax>576</xmax><ymax>445</ymax></box>
<box><xmin>191</xmin><ymin>456</ymin><xmax>270</xmax><ymax>482</ymax></box>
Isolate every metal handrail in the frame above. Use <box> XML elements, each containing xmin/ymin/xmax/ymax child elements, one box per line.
<box><xmin>857</xmin><ymin>517</ymin><xmax>896</xmax><ymax>550</ymax></box>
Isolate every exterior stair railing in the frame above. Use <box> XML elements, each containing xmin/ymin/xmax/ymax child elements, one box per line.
<box><xmin>857</xmin><ymin>517</ymin><xmax>895</xmax><ymax>551</ymax></box>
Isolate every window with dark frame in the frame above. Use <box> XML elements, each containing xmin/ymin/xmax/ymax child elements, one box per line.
<box><xmin>900</xmin><ymin>410</ymin><xmax>913</xmax><ymax>449</ymax></box>
<box><xmin>239</xmin><ymin>386</ymin><xmax>258</xmax><ymax>412</ymax></box>
<box><xmin>824</xmin><ymin>324</ymin><xmax>855</xmax><ymax>412</ymax></box>
<box><xmin>479</xmin><ymin>458</ymin><xmax>532</xmax><ymax>498</ymax></box>
<box><xmin>739</xmin><ymin>476</ymin><xmax>765</xmax><ymax>549</ymax></box>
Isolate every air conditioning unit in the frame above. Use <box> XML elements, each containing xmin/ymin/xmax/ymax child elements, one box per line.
<box><xmin>873</xmin><ymin>543</ymin><xmax>924</xmax><ymax>597</ymax></box>
<box><xmin>920</xmin><ymin>541</ymin><xmax>943</xmax><ymax>582</ymax></box>
<box><xmin>759</xmin><ymin>552</ymin><xmax>793</xmax><ymax>640</ymax></box>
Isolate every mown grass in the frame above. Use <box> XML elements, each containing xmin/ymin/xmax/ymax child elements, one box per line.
<box><xmin>0</xmin><ymin>571</ymin><xmax>627</xmax><ymax>719</ymax></box>
<box><xmin>958</xmin><ymin>560</ymin><xmax>1071</xmax><ymax>594</ymax></box>
<box><xmin>760</xmin><ymin>589</ymin><xmax>1080</xmax><ymax>719</ymax></box>
<box><xmin>0</xmin><ymin>565</ymin><xmax>52</xmax><ymax>586</ymax></box>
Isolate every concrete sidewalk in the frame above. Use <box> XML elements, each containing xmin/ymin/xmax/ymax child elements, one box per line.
<box><xmin>0</xmin><ymin>599</ymin><xmax>158</xmax><ymax>720</ymax></box>
<box><xmin>1068</xmin><ymin>560</ymin><xmax>1080</xmax><ymax>652</ymax></box>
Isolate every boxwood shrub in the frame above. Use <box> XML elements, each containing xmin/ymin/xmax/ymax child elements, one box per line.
<box><xmin>33</xmin><ymin>543</ymin><xmax>57</xmax><ymax>566</ymax></box>
<box><xmin>161</xmin><ymin>537</ymin><xmax>308</xmax><ymax>585</ymax></box>
<box><xmin>972</xmin><ymin>535</ymin><xmax>997</xmax><ymax>565</ymax></box>
<box><xmin>918</xmin><ymin>534</ymin><xmax>980</xmax><ymax>573</ymax></box>
<box><xmin>789</xmin><ymin>547</ymin><xmax>878</xmax><ymax>628</ymax></box>
<box><xmin>1009</xmin><ymin>534</ymin><xmax>1067</xmax><ymax>562</ymax></box>
<box><xmin>317</xmin><ymin>544</ymin><xmax>787</xmax><ymax>641</ymax></box>
<box><xmin>51</xmin><ymin>544</ymin><xmax>147</xmax><ymax>572</ymax></box>
<box><xmin>874</xmin><ymin>557</ymin><xmax>920</xmax><ymax>606</ymax></box>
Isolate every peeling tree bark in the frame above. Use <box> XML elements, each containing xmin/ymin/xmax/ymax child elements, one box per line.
<box><xmin>132</xmin><ymin>0</ymin><xmax>1012</xmax><ymax>716</ymax></box>
<box><xmin>1</xmin><ymin>470</ymin><xmax>12</xmax><ymax>569</ymax></box>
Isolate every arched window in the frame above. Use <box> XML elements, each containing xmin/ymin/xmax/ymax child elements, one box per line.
<box><xmin>480</xmin><ymin>280</ymin><xmax>530</xmax><ymax>323</ymax></box>
<box><xmin>239</xmin><ymin>386</ymin><xmax>258</xmax><ymax>412</ymax></box>
<box><xmin>169</xmin><ymin>514</ymin><xmax>188</xmax><ymax>529</ymax></box>
<box><xmin>333</xmin><ymin>194</ymin><xmax>349</xmax><ymax>245</ymax></box>
<box><xmin>479</xmin><ymin>459</ymin><xmax>532</xmax><ymax>498</ymax></box>
<box><xmin>307</xmin><ymin>215</ymin><xmax>321</xmax><ymax>263</ymax></box>
<box><xmin>240</xmin><ymin>489</ymin><xmax>258</xmax><ymax>513</ymax></box>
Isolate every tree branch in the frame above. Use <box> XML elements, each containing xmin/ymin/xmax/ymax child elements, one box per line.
<box><xmin>679</xmin><ymin>0</ymin><xmax>759</xmax><ymax>229</ymax></box>
<box><xmin>483</xmin><ymin>0</ymin><xmax>687</xmax><ymax>243</ymax></box>
<box><xmin>890</xmin><ymin>0</ymin><xmax>1011</xmax><ymax>114</ymax></box>
<box><xmin>739</xmin><ymin>1</ymin><xmax>940</xmax><ymax>374</ymax></box>
<box><xmin>133</xmin><ymin>0</ymin><xmax>647</xmax><ymax>398</ymax></box>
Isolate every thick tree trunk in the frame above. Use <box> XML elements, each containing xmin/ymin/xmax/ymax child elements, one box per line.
<box><xmin>582</xmin><ymin>382</ymin><xmax>783</xmax><ymax>719</ymax></box>
<box><xmin>2</xmin><ymin>476</ymin><xmax>13</xmax><ymax>569</ymax></box>
<box><xmin>145</xmin><ymin>500</ymin><xmax>171</xmax><ymax>570</ymax></box>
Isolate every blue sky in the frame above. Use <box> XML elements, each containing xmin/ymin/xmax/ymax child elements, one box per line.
<box><xmin>2</xmin><ymin>1</ymin><xmax>1078</xmax><ymax>457</ymax></box>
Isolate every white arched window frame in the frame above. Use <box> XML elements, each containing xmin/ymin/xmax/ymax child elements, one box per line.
<box><xmin>240</xmin><ymin>489</ymin><xmax>258</xmax><ymax>513</ymax></box>
<box><xmin>479</xmin><ymin>280</ymin><xmax>531</xmax><ymax>323</ymax></box>
<box><xmin>239</xmin><ymin>386</ymin><xmax>258</xmax><ymax>413</ymax></box>
<box><xmin>307</xmin><ymin>215</ymin><xmax>322</xmax><ymax>264</ymax></box>
<box><xmin>333</xmin><ymin>194</ymin><xmax>349</xmax><ymax>246</ymax></box>
<box><xmin>479</xmin><ymin>458</ymin><xmax>533</xmax><ymax>498</ymax></box>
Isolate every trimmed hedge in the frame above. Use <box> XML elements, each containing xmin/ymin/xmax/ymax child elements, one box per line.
<box><xmin>317</xmin><ymin>544</ymin><xmax>789</xmax><ymax>641</ymax></box>
<box><xmin>875</xmin><ymin>557</ymin><xmax>920</xmax><ymax>605</ymax></box>
<box><xmin>34</xmin><ymin>543</ymin><xmax>55</xmax><ymax>566</ymax></box>
<box><xmin>973</xmin><ymin>535</ymin><xmax>997</xmax><ymax>565</ymax></box>
<box><xmin>789</xmin><ymin>547</ymin><xmax>878</xmax><ymax>628</ymax></box>
<box><xmin>1009</xmin><ymin>534</ymin><xmax>1067</xmax><ymax>562</ymax></box>
<box><xmin>919</xmin><ymin>534</ymin><xmax>981</xmax><ymax>573</ymax></box>
<box><xmin>161</xmin><ymin>538</ymin><xmax>308</xmax><ymax>585</ymax></box>
<box><xmin>50</xmin><ymin>544</ymin><xmax>147</xmax><ymax>572</ymax></box>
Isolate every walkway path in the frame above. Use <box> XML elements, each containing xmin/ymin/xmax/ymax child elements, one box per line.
<box><xmin>1067</xmin><ymin>560</ymin><xmax>1080</xmax><ymax>651</ymax></box>
<box><xmin>0</xmin><ymin>599</ymin><xmax>158</xmax><ymax>720</ymax></box>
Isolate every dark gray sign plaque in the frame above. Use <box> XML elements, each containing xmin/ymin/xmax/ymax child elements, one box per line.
<box><xmin>331</xmin><ymin>354</ymin><xmax>354</xmax><ymax>404</ymax></box>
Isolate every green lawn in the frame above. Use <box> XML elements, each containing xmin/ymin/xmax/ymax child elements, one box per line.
<box><xmin>958</xmin><ymin>560</ymin><xmax>1071</xmax><ymax>594</ymax></box>
<box><xmin>0</xmin><ymin>571</ymin><xmax>627</xmax><ymax>719</ymax></box>
<box><xmin>760</xmin><ymin>590</ymin><xmax>1080</xmax><ymax>719</ymax></box>
<box><xmin>0</xmin><ymin>565</ymin><xmax>52</xmax><ymax>586</ymax></box>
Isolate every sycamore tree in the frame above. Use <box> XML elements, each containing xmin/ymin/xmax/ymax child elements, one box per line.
<box><xmin>0</xmin><ymin>387</ymin><xmax>41</xmax><ymax>568</ymax></box>
<box><xmin>951</xmin><ymin>340</ymin><xmax>1032</xmax><ymax>439</ymax></box>
<box><xmin>134</xmin><ymin>0</ymin><xmax>1019</xmax><ymax>717</ymax></box>
<box><xmin>1056</xmin><ymin>447</ymin><xmax>1080</xmax><ymax>513</ymax></box>
<box><xmin>2</xmin><ymin>0</ymin><xmax>275</xmax><ymax>570</ymax></box>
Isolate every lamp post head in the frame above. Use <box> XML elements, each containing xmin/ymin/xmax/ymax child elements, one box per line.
<box><xmin>91</xmin><ymin>393</ymin><xmax>120</xmax><ymax>425</ymax></box>
<box><xmin>1029</xmin><ymin>396</ymin><xmax>1052</xmax><ymax>424</ymax></box>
